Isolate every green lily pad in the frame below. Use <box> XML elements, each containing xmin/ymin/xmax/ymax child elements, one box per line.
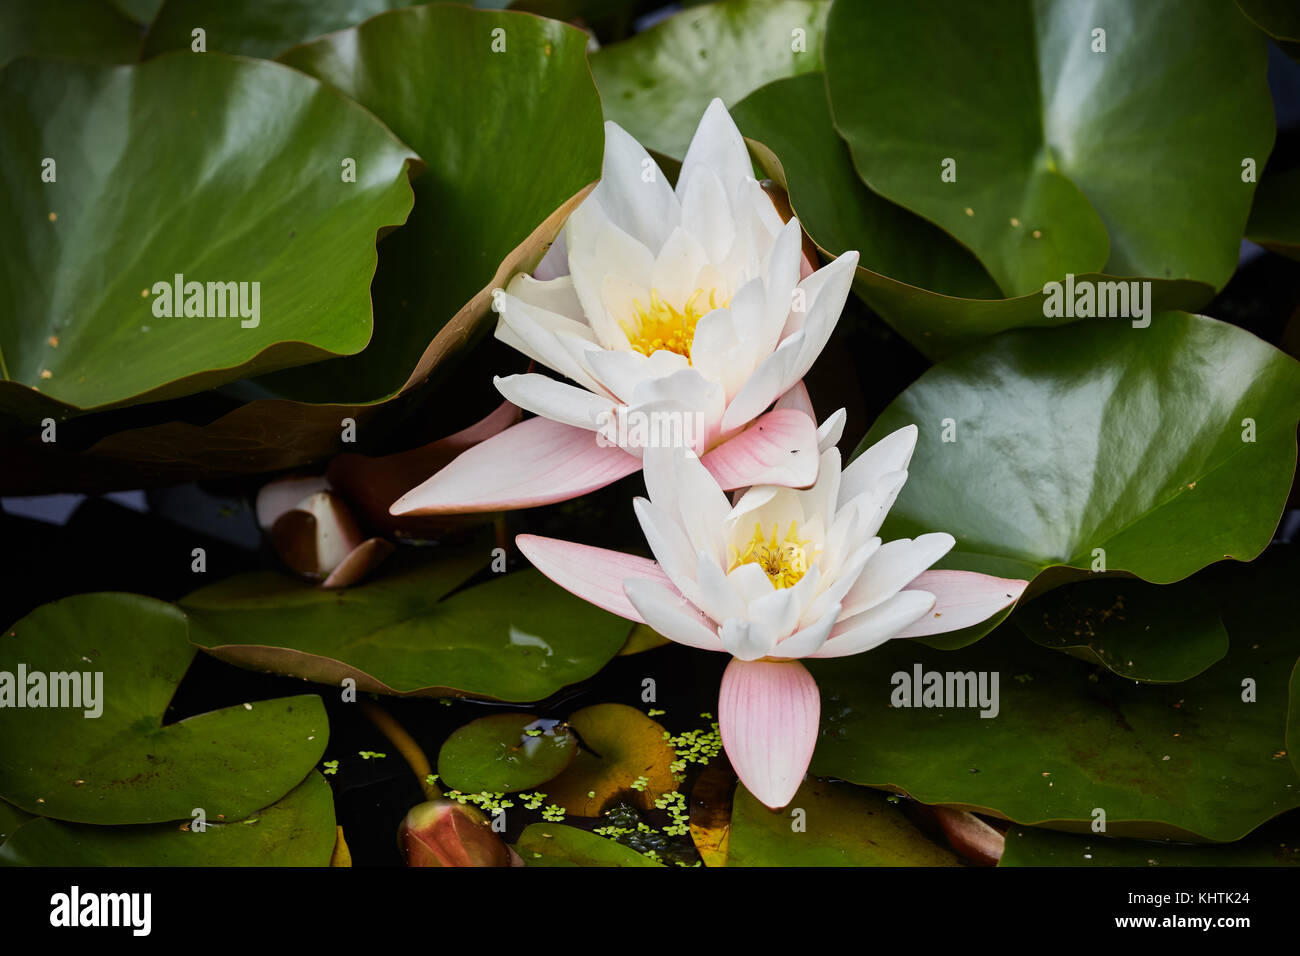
<box><xmin>733</xmin><ymin>73</ymin><xmax>1210</xmax><ymax>358</ymax></box>
<box><xmin>1000</xmin><ymin>822</ymin><xmax>1300</xmax><ymax>866</ymax></box>
<box><xmin>265</xmin><ymin>4</ymin><xmax>603</xmax><ymax>404</ymax></box>
<box><xmin>0</xmin><ymin>771</ymin><xmax>336</xmax><ymax>866</ymax></box>
<box><xmin>590</xmin><ymin>0</ymin><xmax>830</xmax><ymax>162</ymax></box>
<box><xmin>0</xmin><ymin>799</ymin><xmax>32</xmax><ymax>846</ymax></box>
<box><xmin>0</xmin><ymin>592</ymin><xmax>328</xmax><ymax>825</ymax></box>
<box><xmin>516</xmin><ymin>823</ymin><xmax>662</xmax><ymax>867</ymax></box>
<box><xmin>810</xmin><ymin>583</ymin><xmax>1300</xmax><ymax>841</ymax></box>
<box><xmin>0</xmin><ymin>53</ymin><xmax>418</xmax><ymax>418</ymax></box>
<box><xmin>823</xmin><ymin>0</ymin><xmax>1273</xmax><ymax>297</ymax></box>
<box><xmin>1015</xmin><ymin>576</ymin><xmax>1228</xmax><ymax>683</ymax></box>
<box><xmin>181</xmin><ymin>552</ymin><xmax>629</xmax><ymax>702</ymax></box>
<box><xmin>143</xmin><ymin>0</ymin><xmax>427</xmax><ymax>60</ymax></box>
<box><xmin>1237</xmin><ymin>0</ymin><xmax>1300</xmax><ymax>61</ymax></box>
<box><xmin>111</xmin><ymin>0</ymin><xmax>163</xmax><ymax>24</ymax></box>
<box><xmin>728</xmin><ymin>779</ymin><xmax>960</xmax><ymax>867</ymax></box>
<box><xmin>858</xmin><ymin>312</ymin><xmax>1300</xmax><ymax>646</ymax></box>
<box><xmin>1246</xmin><ymin>166</ymin><xmax>1300</xmax><ymax>262</ymax></box>
<box><xmin>438</xmin><ymin>714</ymin><xmax>576</xmax><ymax>793</ymax></box>
<box><xmin>1</xmin><ymin>1</ymin><xmax>141</xmax><ymax>69</ymax></box>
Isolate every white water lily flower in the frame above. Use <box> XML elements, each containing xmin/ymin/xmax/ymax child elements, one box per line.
<box><xmin>516</xmin><ymin>421</ymin><xmax>1028</xmax><ymax>809</ymax></box>
<box><xmin>392</xmin><ymin>98</ymin><xmax>858</xmax><ymax>517</ymax></box>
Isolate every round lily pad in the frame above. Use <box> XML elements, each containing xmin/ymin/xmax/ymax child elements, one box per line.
<box><xmin>0</xmin><ymin>592</ymin><xmax>328</xmax><ymax>825</ymax></box>
<box><xmin>438</xmin><ymin>714</ymin><xmax>576</xmax><ymax>794</ymax></box>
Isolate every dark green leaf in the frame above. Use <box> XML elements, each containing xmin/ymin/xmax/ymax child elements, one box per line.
<box><xmin>182</xmin><ymin>555</ymin><xmax>630</xmax><ymax>702</ymax></box>
<box><xmin>438</xmin><ymin>714</ymin><xmax>576</xmax><ymax>793</ymax></box>
<box><xmin>728</xmin><ymin>779</ymin><xmax>961</xmax><ymax>866</ymax></box>
<box><xmin>824</xmin><ymin>0</ymin><xmax>1273</xmax><ymax>296</ymax></box>
<box><xmin>0</xmin><ymin>592</ymin><xmax>328</xmax><ymax>825</ymax></box>
<box><xmin>0</xmin><ymin>771</ymin><xmax>336</xmax><ymax>866</ymax></box>
<box><xmin>516</xmin><ymin>823</ymin><xmax>662</xmax><ymax>866</ymax></box>
<box><xmin>591</xmin><ymin>0</ymin><xmax>829</xmax><ymax>162</ymax></box>
<box><xmin>1015</xmin><ymin>576</ymin><xmax>1228</xmax><ymax>683</ymax></box>
<box><xmin>0</xmin><ymin>53</ymin><xmax>418</xmax><ymax>417</ymax></box>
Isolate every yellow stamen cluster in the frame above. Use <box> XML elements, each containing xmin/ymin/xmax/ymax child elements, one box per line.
<box><xmin>622</xmin><ymin>287</ymin><xmax>724</xmax><ymax>359</ymax></box>
<box><xmin>729</xmin><ymin>521</ymin><xmax>814</xmax><ymax>589</ymax></box>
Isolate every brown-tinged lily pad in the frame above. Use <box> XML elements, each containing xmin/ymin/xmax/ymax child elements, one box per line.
<box><xmin>544</xmin><ymin>704</ymin><xmax>679</xmax><ymax>816</ymax></box>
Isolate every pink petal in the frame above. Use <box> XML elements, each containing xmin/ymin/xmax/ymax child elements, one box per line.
<box><xmin>516</xmin><ymin>534</ymin><xmax>674</xmax><ymax>622</ymax></box>
<box><xmin>390</xmin><ymin>417</ymin><xmax>641</xmax><ymax>516</ymax></box>
<box><xmin>700</xmin><ymin>409</ymin><xmax>819</xmax><ymax>490</ymax></box>
<box><xmin>719</xmin><ymin>658</ymin><xmax>820</xmax><ymax>810</ymax></box>
<box><xmin>893</xmin><ymin>570</ymin><xmax>1028</xmax><ymax>638</ymax></box>
<box><xmin>322</xmin><ymin>538</ymin><xmax>395</xmax><ymax>589</ymax></box>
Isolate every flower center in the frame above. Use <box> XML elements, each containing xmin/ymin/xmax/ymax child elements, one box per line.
<box><xmin>729</xmin><ymin>521</ymin><xmax>814</xmax><ymax>589</ymax></box>
<box><xmin>622</xmin><ymin>287</ymin><xmax>724</xmax><ymax>359</ymax></box>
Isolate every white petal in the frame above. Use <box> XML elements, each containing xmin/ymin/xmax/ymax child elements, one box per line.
<box><xmin>810</xmin><ymin>590</ymin><xmax>937</xmax><ymax>658</ymax></box>
<box><xmin>678</xmin><ymin>164</ymin><xmax>735</xmax><ymax>265</ymax></box>
<box><xmin>492</xmin><ymin>373</ymin><xmax>613</xmax><ymax>430</ymax></box>
<box><xmin>840</xmin><ymin>424</ymin><xmax>918</xmax><ymax>506</ymax></box>
<box><xmin>840</xmin><ymin>533</ymin><xmax>956</xmax><ymax>618</ymax></box>
<box><xmin>720</xmin><ymin>616</ymin><xmax>779</xmax><ymax>661</ymax></box>
<box><xmin>623</xmin><ymin>578</ymin><xmax>724</xmax><ymax>652</ymax></box>
<box><xmin>595</xmin><ymin>121</ymin><xmax>680</xmax><ymax>251</ymax></box>
<box><xmin>775</xmin><ymin>602</ymin><xmax>841</xmax><ymax>659</ymax></box>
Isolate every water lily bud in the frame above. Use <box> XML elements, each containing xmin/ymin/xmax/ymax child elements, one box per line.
<box><xmin>399</xmin><ymin>800</ymin><xmax>511</xmax><ymax>867</ymax></box>
<box><xmin>271</xmin><ymin>490</ymin><xmax>364</xmax><ymax>578</ymax></box>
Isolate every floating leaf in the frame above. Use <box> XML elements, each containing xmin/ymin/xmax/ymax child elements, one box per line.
<box><xmin>688</xmin><ymin>762</ymin><xmax>734</xmax><ymax>868</ymax></box>
<box><xmin>1246</xmin><ymin>167</ymin><xmax>1300</xmax><ymax>262</ymax></box>
<box><xmin>0</xmin><ymin>799</ymin><xmax>31</xmax><ymax>846</ymax></box>
<box><xmin>544</xmin><ymin>704</ymin><xmax>678</xmax><ymax>816</ymax></box>
<box><xmin>823</xmin><ymin>0</ymin><xmax>1273</xmax><ymax>296</ymax></box>
<box><xmin>733</xmin><ymin>73</ymin><xmax>1208</xmax><ymax>358</ymax></box>
<box><xmin>0</xmin><ymin>0</ymin><xmax>141</xmax><ymax>69</ymax></box>
<box><xmin>858</xmin><ymin>312</ymin><xmax>1300</xmax><ymax>646</ymax></box>
<box><xmin>143</xmin><ymin>0</ymin><xmax>423</xmax><ymax>60</ymax></box>
<box><xmin>0</xmin><ymin>53</ymin><xmax>418</xmax><ymax>418</ymax></box>
<box><xmin>516</xmin><ymin>823</ymin><xmax>661</xmax><ymax>867</ymax></box>
<box><xmin>0</xmin><ymin>771</ymin><xmax>336</xmax><ymax>866</ymax></box>
<box><xmin>727</xmin><ymin>779</ymin><xmax>960</xmax><ymax>867</ymax></box>
<box><xmin>1237</xmin><ymin>0</ymin><xmax>1300</xmax><ymax>61</ymax></box>
<box><xmin>438</xmin><ymin>714</ymin><xmax>576</xmax><ymax>793</ymax></box>
<box><xmin>1015</xmin><ymin>576</ymin><xmax>1228</xmax><ymax>683</ymax></box>
<box><xmin>182</xmin><ymin>553</ymin><xmax>629</xmax><ymax>702</ymax></box>
<box><xmin>0</xmin><ymin>592</ymin><xmax>328</xmax><ymax>825</ymax></box>
<box><xmin>1000</xmin><ymin>822</ymin><xmax>1300</xmax><ymax>866</ymax></box>
<box><xmin>618</xmin><ymin>623</ymin><xmax>672</xmax><ymax>656</ymax></box>
<box><xmin>266</xmin><ymin>4</ymin><xmax>603</xmax><ymax>404</ymax></box>
<box><xmin>810</xmin><ymin>595</ymin><xmax>1300</xmax><ymax>841</ymax></box>
<box><xmin>590</xmin><ymin>0</ymin><xmax>830</xmax><ymax>162</ymax></box>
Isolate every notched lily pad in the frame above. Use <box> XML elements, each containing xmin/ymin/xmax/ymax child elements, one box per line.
<box><xmin>544</xmin><ymin>704</ymin><xmax>678</xmax><ymax>816</ymax></box>
<box><xmin>181</xmin><ymin>551</ymin><xmax>629</xmax><ymax>702</ymax></box>
<box><xmin>1000</xmin><ymin>822</ymin><xmax>1300</xmax><ymax>867</ymax></box>
<box><xmin>0</xmin><ymin>771</ymin><xmax>336</xmax><ymax>866</ymax></box>
<box><xmin>727</xmin><ymin>779</ymin><xmax>960</xmax><ymax>867</ymax></box>
<box><xmin>516</xmin><ymin>823</ymin><xmax>662</xmax><ymax>867</ymax></box>
<box><xmin>0</xmin><ymin>52</ymin><xmax>420</xmax><ymax>417</ymax></box>
<box><xmin>0</xmin><ymin>592</ymin><xmax>328</xmax><ymax>825</ymax></box>
<box><xmin>438</xmin><ymin>714</ymin><xmax>576</xmax><ymax>794</ymax></box>
<box><xmin>810</xmin><ymin>580</ymin><xmax>1300</xmax><ymax>842</ymax></box>
<box><xmin>1016</xmin><ymin>576</ymin><xmax>1229</xmax><ymax>683</ymax></box>
<box><xmin>859</xmin><ymin>312</ymin><xmax>1300</xmax><ymax>646</ymax></box>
